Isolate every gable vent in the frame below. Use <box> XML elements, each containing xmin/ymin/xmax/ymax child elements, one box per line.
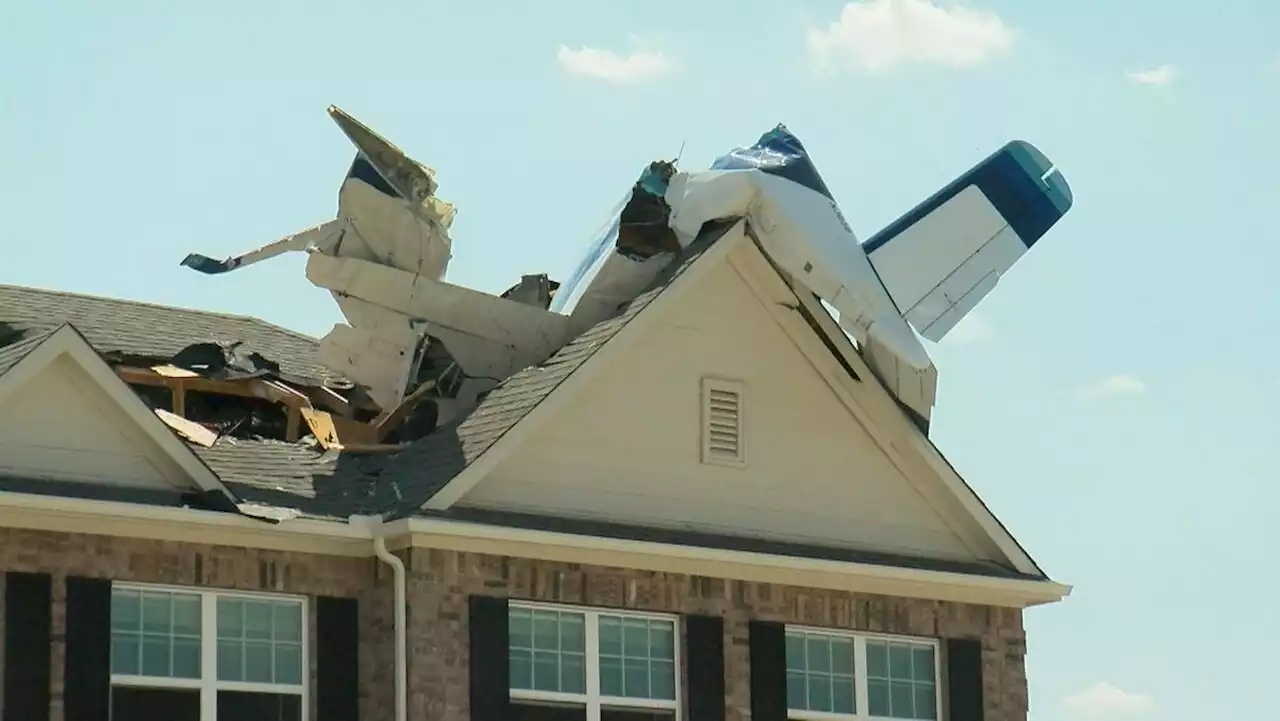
<box><xmin>701</xmin><ymin>378</ymin><xmax>744</xmax><ymax>466</ymax></box>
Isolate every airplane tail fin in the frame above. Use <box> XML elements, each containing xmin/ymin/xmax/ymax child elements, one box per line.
<box><xmin>864</xmin><ymin>140</ymin><xmax>1073</xmax><ymax>342</ymax></box>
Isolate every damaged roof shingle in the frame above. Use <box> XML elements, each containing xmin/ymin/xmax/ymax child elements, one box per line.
<box><xmin>0</xmin><ymin>326</ymin><xmax>56</xmax><ymax>377</ymax></box>
<box><xmin>0</xmin><ymin>284</ymin><xmax>342</xmax><ymax>385</ymax></box>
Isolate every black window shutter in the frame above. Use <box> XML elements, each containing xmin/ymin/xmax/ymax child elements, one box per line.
<box><xmin>316</xmin><ymin>596</ymin><xmax>360</xmax><ymax>721</ymax></box>
<box><xmin>468</xmin><ymin>595</ymin><xmax>510</xmax><ymax>721</ymax></box>
<box><xmin>64</xmin><ymin>576</ymin><xmax>112</xmax><ymax>721</ymax></box>
<box><xmin>749</xmin><ymin>620</ymin><xmax>787</xmax><ymax>721</ymax></box>
<box><xmin>946</xmin><ymin>638</ymin><xmax>985</xmax><ymax>721</ymax></box>
<box><xmin>685</xmin><ymin>615</ymin><xmax>726</xmax><ymax>721</ymax></box>
<box><xmin>3</xmin><ymin>572</ymin><xmax>52</xmax><ymax>721</ymax></box>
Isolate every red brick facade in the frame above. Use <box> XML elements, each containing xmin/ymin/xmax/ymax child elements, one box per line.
<box><xmin>0</xmin><ymin>528</ymin><xmax>1029</xmax><ymax>721</ymax></box>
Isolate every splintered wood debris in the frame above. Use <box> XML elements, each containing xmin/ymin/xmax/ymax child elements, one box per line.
<box><xmin>114</xmin><ymin>342</ymin><xmax>441</xmax><ymax>454</ymax></box>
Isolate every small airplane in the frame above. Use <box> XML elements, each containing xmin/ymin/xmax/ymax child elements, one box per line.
<box><xmin>181</xmin><ymin>109</ymin><xmax>1072</xmax><ymax>427</ymax></box>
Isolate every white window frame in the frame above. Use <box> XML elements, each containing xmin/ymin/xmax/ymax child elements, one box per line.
<box><xmin>785</xmin><ymin>625</ymin><xmax>941</xmax><ymax>721</ymax></box>
<box><xmin>110</xmin><ymin>582</ymin><xmax>308</xmax><ymax>721</ymax></box>
<box><xmin>509</xmin><ymin>601</ymin><xmax>682</xmax><ymax>720</ymax></box>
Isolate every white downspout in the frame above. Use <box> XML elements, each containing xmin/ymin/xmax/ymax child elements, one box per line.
<box><xmin>350</xmin><ymin>516</ymin><xmax>407</xmax><ymax>721</ymax></box>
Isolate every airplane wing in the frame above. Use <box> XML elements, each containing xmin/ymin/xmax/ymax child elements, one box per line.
<box><xmin>180</xmin><ymin>220</ymin><xmax>342</xmax><ymax>275</ymax></box>
<box><xmin>863</xmin><ymin>140</ymin><xmax>1073</xmax><ymax>342</ymax></box>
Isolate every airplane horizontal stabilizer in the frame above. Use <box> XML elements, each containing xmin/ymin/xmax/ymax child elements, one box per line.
<box><xmin>864</xmin><ymin>140</ymin><xmax>1073</xmax><ymax>342</ymax></box>
<box><xmin>180</xmin><ymin>220</ymin><xmax>341</xmax><ymax>275</ymax></box>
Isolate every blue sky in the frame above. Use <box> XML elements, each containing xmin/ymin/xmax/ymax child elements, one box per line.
<box><xmin>3</xmin><ymin>1</ymin><xmax>1278</xmax><ymax>719</ymax></box>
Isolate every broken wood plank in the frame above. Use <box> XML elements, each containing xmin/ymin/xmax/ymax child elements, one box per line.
<box><xmin>371</xmin><ymin>379</ymin><xmax>437</xmax><ymax>440</ymax></box>
<box><xmin>307</xmin><ymin>386</ymin><xmax>355</xmax><ymax>417</ymax></box>
<box><xmin>154</xmin><ymin>408</ymin><xmax>217</xmax><ymax>447</ymax></box>
<box><xmin>300</xmin><ymin>407</ymin><xmax>380</xmax><ymax>450</ymax></box>
<box><xmin>151</xmin><ymin>364</ymin><xmax>201</xmax><ymax>379</ymax></box>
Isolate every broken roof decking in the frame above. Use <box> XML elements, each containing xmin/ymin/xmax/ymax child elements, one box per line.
<box><xmin>0</xmin><ymin>284</ymin><xmax>342</xmax><ymax>385</ymax></box>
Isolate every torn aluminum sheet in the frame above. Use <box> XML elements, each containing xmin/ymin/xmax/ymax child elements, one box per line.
<box><xmin>551</xmin><ymin>160</ymin><xmax>684</xmax><ymax>336</ymax></box>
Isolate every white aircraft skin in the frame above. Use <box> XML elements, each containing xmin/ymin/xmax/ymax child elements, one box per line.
<box><xmin>182</xmin><ymin>108</ymin><xmax>1073</xmax><ymax>422</ymax></box>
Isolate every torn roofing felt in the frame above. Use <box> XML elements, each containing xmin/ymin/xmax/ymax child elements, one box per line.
<box><xmin>0</xmin><ymin>284</ymin><xmax>342</xmax><ymax>386</ymax></box>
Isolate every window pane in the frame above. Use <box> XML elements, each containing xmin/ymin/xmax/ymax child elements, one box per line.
<box><xmin>913</xmin><ymin>684</ymin><xmax>938</xmax><ymax>720</ymax></box>
<box><xmin>510</xmin><ymin>648</ymin><xmax>534</xmax><ymax>690</ymax></box>
<box><xmin>622</xmin><ymin>618</ymin><xmax>648</xmax><ymax>657</ymax></box>
<box><xmin>890</xmin><ymin>681</ymin><xmax>914</xmax><ymax>718</ymax></box>
<box><xmin>650</xmin><ymin>659</ymin><xmax>676</xmax><ymax>701</ymax></box>
<box><xmin>141</xmin><ymin>634</ymin><xmax>172</xmax><ymax>676</ymax></box>
<box><xmin>275</xmin><ymin>644</ymin><xmax>303</xmax><ymax>686</ymax></box>
<box><xmin>245</xmin><ymin>641</ymin><xmax>274</xmax><ymax>683</ymax></box>
<box><xmin>218</xmin><ymin>598</ymin><xmax>243</xmax><ymax>638</ymax></box>
<box><xmin>111</xmin><ymin>590</ymin><xmax>141</xmax><ymax>632</ymax></box>
<box><xmin>532</xmin><ymin>650</ymin><xmax>559</xmax><ymax>691</ymax></box>
<box><xmin>172</xmin><ymin>596</ymin><xmax>202</xmax><ymax>637</ymax></box>
<box><xmin>600</xmin><ymin>655</ymin><xmax>624</xmax><ymax>697</ymax></box>
<box><xmin>650</xmin><ymin>624</ymin><xmax>674</xmax><ymax>658</ymax></box>
<box><xmin>599</xmin><ymin>617</ymin><xmax>623</xmax><ymax>656</ymax></box>
<box><xmin>806</xmin><ymin>636</ymin><xmax>831</xmax><ymax>673</ymax></box>
<box><xmin>218</xmin><ymin>640</ymin><xmax>243</xmax><ymax>682</ymax></box>
<box><xmin>807</xmin><ymin>673</ymin><xmax>832</xmax><ymax>712</ymax></box>
<box><xmin>831</xmin><ymin>638</ymin><xmax>854</xmax><ymax>675</ymax></box>
<box><xmin>141</xmin><ymin>594</ymin><xmax>171</xmax><ymax>634</ymax></box>
<box><xmin>560</xmin><ymin>652</ymin><xmax>585</xmax><ymax>694</ymax></box>
<box><xmin>111</xmin><ymin>632</ymin><xmax>140</xmax><ymax>675</ymax></box>
<box><xmin>867</xmin><ymin>641</ymin><xmax>889</xmax><ymax>677</ymax></box>
<box><xmin>889</xmin><ymin>645</ymin><xmax>913</xmax><ymax>678</ymax></box>
<box><xmin>172</xmin><ymin>637</ymin><xmax>201</xmax><ymax>679</ymax></box>
<box><xmin>912</xmin><ymin>647</ymin><xmax>935</xmax><ymax>682</ymax></box>
<box><xmin>275</xmin><ymin>603</ymin><xmax>302</xmax><ymax>643</ymax></box>
<box><xmin>786</xmin><ymin>671</ymin><xmax>806</xmax><ymax>708</ymax></box>
<box><xmin>622</xmin><ymin>657</ymin><xmax>649</xmax><ymax>698</ymax></box>
<box><xmin>111</xmin><ymin>686</ymin><xmax>200</xmax><ymax>721</ymax></box>
<box><xmin>868</xmin><ymin>679</ymin><xmax>891</xmax><ymax>717</ymax></box>
<box><xmin>216</xmin><ymin>691</ymin><xmax>302</xmax><ymax>721</ymax></box>
<box><xmin>561</xmin><ymin>614</ymin><xmax>585</xmax><ymax>653</ymax></box>
<box><xmin>510</xmin><ymin>608</ymin><xmax>533</xmax><ymax>649</ymax></box>
<box><xmin>244</xmin><ymin>601</ymin><xmax>274</xmax><ymax>641</ymax></box>
<box><xmin>785</xmin><ymin>633</ymin><xmax>804</xmax><ymax>671</ymax></box>
<box><xmin>832</xmin><ymin>677</ymin><xmax>855</xmax><ymax>714</ymax></box>
<box><xmin>533</xmin><ymin>613</ymin><xmax>559</xmax><ymax>649</ymax></box>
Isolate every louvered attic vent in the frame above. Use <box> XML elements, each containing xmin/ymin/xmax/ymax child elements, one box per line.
<box><xmin>701</xmin><ymin>378</ymin><xmax>744</xmax><ymax>466</ymax></box>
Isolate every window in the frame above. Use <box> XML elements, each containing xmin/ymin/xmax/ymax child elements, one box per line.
<box><xmin>110</xmin><ymin>584</ymin><xmax>306</xmax><ymax>721</ymax></box>
<box><xmin>786</xmin><ymin>628</ymin><xmax>939</xmax><ymax>721</ymax></box>
<box><xmin>701</xmin><ymin>377</ymin><xmax>744</xmax><ymax>466</ymax></box>
<box><xmin>509</xmin><ymin>603</ymin><xmax>680</xmax><ymax>721</ymax></box>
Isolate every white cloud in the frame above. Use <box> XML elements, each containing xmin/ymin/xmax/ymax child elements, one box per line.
<box><xmin>1062</xmin><ymin>681</ymin><xmax>1156</xmax><ymax>719</ymax></box>
<box><xmin>948</xmin><ymin>313</ymin><xmax>996</xmax><ymax>343</ymax></box>
<box><xmin>1075</xmin><ymin>374</ymin><xmax>1147</xmax><ymax>401</ymax></box>
<box><xmin>807</xmin><ymin>0</ymin><xmax>1014</xmax><ymax>74</ymax></box>
<box><xmin>555</xmin><ymin>44</ymin><xmax>677</xmax><ymax>84</ymax></box>
<box><xmin>1126</xmin><ymin>65</ymin><xmax>1175</xmax><ymax>87</ymax></box>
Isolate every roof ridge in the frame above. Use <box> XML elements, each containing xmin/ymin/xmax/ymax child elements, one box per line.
<box><xmin>0</xmin><ymin>283</ymin><xmax>320</xmax><ymax>342</ymax></box>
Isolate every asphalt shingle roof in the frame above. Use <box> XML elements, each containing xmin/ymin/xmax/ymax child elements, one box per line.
<box><xmin>0</xmin><ymin>326</ymin><xmax>55</xmax><ymax>377</ymax></box>
<box><xmin>0</xmin><ymin>284</ymin><xmax>340</xmax><ymax>385</ymax></box>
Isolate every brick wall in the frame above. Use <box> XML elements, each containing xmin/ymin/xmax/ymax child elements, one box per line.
<box><xmin>0</xmin><ymin>529</ymin><xmax>1029</xmax><ymax>721</ymax></box>
<box><xmin>403</xmin><ymin>548</ymin><xmax>1030</xmax><ymax>721</ymax></box>
<box><xmin>0</xmin><ymin>527</ymin><xmax>396</xmax><ymax>721</ymax></box>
